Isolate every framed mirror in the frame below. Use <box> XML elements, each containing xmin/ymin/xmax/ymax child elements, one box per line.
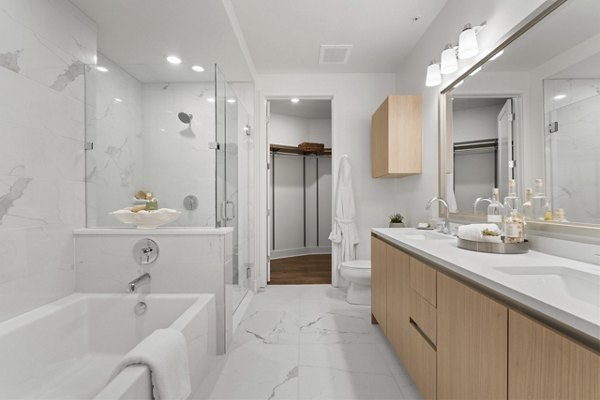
<box><xmin>439</xmin><ymin>0</ymin><xmax>600</xmax><ymax>235</ymax></box>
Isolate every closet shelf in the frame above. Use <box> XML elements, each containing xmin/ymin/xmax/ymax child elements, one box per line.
<box><xmin>270</xmin><ymin>144</ymin><xmax>332</xmax><ymax>156</ymax></box>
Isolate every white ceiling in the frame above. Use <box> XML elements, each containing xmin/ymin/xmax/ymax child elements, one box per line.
<box><xmin>270</xmin><ymin>99</ymin><xmax>331</xmax><ymax>119</ymax></box>
<box><xmin>70</xmin><ymin>0</ymin><xmax>254</xmax><ymax>82</ymax></box>
<box><xmin>230</xmin><ymin>0</ymin><xmax>447</xmax><ymax>74</ymax></box>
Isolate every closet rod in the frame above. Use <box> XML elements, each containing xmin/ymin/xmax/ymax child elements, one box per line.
<box><xmin>270</xmin><ymin>152</ymin><xmax>331</xmax><ymax>158</ymax></box>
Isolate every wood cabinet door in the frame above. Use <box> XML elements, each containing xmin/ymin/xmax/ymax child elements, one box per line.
<box><xmin>437</xmin><ymin>273</ymin><xmax>508</xmax><ymax>400</ymax></box>
<box><xmin>371</xmin><ymin>236</ymin><xmax>387</xmax><ymax>332</ymax></box>
<box><xmin>509</xmin><ymin>310</ymin><xmax>600</xmax><ymax>400</ymax></box>
<box><xmin>386</xmin><ymin>246</ymin><xmax>410</xmax><ymax>363</ymax></box>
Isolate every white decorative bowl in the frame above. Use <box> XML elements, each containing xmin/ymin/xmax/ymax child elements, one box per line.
<box><xmin>110</xmin><ymin>208</ymin><xmax>181</xmax><ymax>229</ymax></box>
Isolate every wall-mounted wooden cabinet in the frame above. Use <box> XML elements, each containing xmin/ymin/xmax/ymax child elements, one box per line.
<box><xmin>371</xmin><ymin>234</ymin><xmax>600</xmax><ymax>400</ymax></box>
<box><xmin>371</xmin><ymin>95</ymin><xmax>422</xmax><ymax>178</ymax></box>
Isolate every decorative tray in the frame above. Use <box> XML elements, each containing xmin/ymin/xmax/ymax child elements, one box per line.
<box><xmin>457</xmin><ymin>237</ymin><xmax>529</xmax><ymax>254</ymax></box>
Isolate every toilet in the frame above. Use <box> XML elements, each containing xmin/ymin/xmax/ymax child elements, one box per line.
<box><xmin>339</xmin><ymin>259</ymin><xmax>371</xmax><ymax>305</ymax></box>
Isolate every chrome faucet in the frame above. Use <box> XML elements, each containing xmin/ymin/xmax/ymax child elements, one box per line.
<box><xmin>426</xmin><ymin>197</ymin><xmax>450</xmax><ymax>234</ymax></box>
<box><xmin>128</xmin><ymin>273</ymin><xmax>151</xmax><ymax>293</ymax></box>
<box><xmin>473</xmin><ymin>197</ymin><xmax>492</xmax><ymax>214</ymax></box>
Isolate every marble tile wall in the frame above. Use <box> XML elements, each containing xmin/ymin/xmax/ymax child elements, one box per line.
<box><xmin>0</xmin><ymin>0</ymin><xmax>96</xmax><ymax>322</ymax></box>
<box><xmin>141</xmin><ymin>82</ymin><xmax>216</xmax><ymax>227</ymax></box>
<box><xmin>86</xmin><ymin>54</ymin><xmax>143</xmax><ymax>227</ymax></box>
<box><xmin>544</xmin><ymin>79</ymin><xmax>600</xmax><ymax>224</ymax></box>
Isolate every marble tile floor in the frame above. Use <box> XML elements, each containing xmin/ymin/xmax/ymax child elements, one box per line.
<box><xmin>192</xmin><ymin>284</ymin><xmax>422</xmax><ymax>400</ymax></box>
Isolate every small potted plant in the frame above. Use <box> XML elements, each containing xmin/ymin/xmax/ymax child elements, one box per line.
<box><xmin>389</xmin><ymin>213</ymin><xmax>405</xmax><ymax>228</ymax></box>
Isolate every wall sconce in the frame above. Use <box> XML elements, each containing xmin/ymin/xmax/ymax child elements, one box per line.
<box><xmin>458</xmin><ymin>24</ymin><xmax>479</xmax><ymax>60</ymax></box>
<box><xmin>425</xmin><ymin>61</ymin><xmax>442</xmax><ymax>87</ymax></box>
<box><xmin>440</xmin><ymin>44</ymin><xmax>458</xmax><ymax>75</ymax></box>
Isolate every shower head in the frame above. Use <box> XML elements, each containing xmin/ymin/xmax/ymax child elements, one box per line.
<box><xmin>178</xmin><ymin>112</ymin><xmax>193</xmax><ymax>124</ymax></box>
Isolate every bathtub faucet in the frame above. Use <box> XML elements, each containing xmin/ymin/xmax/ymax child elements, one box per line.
<box><xmin>128</xmin><ymin>273</ymin><xmax>151</xmax><ymax>293</ymax></box>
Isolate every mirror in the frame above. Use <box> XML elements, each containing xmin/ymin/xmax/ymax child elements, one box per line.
<box><xmin>440</xmin><ymin>0</ymin><xmax>600</xmax><ymax>228</ymax></box>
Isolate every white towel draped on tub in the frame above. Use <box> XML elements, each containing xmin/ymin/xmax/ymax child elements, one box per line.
<box><xmin>329</xmin><ymin>155</ymin><xmax>360</xmax><ymax>270</ymax></box>
<box><xmin>112</xmin><ymin>328</ymin><xmax>191</xmax><ymax>400</ymax></box>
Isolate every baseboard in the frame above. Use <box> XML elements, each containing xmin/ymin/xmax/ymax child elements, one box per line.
<box><xmin>271</xmin><ymin>246</ymin><xmax>332</xmax><ymax>260</ymax></box>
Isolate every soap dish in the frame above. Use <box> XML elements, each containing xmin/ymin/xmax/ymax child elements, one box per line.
<box><xmin>457</xmin><ymin>237</ymin><xmax>529</xmax><ymax>254</ymax></box>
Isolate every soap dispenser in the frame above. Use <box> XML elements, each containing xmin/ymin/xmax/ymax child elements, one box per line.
<box><xmin>532</xmin><ymin>179</ymin><xmax>551</xmax><ymax>221</ymax></box>
<box><xmin>504</xmin><ymin>179</ymin><xmax>521</xmax><ymax>214</ymax></box>
<box><xmin>522</xmin><ymin>188</ymin><xmax>534</xmax><ymax>219</ymax></box>
<box><xmin>487</xmin><ymin>188</ymin><xmax>504</xmax><ymax>228</ymax></box>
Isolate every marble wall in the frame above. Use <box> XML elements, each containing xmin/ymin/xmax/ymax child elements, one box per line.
<box><xmin>86</xmin><ymin>54</ymin><xmax>143</xmax><ymax>227</ymax></box>
<box><xmin>544</xmin><ymin>79</ymin><xmax>600</xmax><ymax>224</ymax></box>
<box><xmin>0</xmin><ymin>0</ymin><xmax>96</xmax><ymax>322</ymax></box>
<box><xmin>142</xmin><ymin>82</ymin><xmax>216</xmax><ymax>227</ymax></box>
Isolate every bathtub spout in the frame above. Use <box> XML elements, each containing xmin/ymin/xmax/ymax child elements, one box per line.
<box><xmin>128</xmin><ymin>273</ymin><xmax>151</xmax><ymax>293</ymax></box>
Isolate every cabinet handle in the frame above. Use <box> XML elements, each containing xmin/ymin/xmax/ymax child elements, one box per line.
<box><xmin>410</xmin><ymin>317</ymin><xmax>437</xmax><ymax>350</ymax></box>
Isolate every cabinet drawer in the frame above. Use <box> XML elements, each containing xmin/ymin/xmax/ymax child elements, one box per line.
<box><xmin>408</xmin><ymin>322</ymin><xmax>437</xmax><ymax>400</ymax></box>
<box><xmin>410</xmin><ymin>289</ymin><xmax>437</xmax><ymax>345</ymax></box>
<box><xmin>410</xmin><ymin>257</ymin><xmax>437</xmax><ymax>306</ymax></box>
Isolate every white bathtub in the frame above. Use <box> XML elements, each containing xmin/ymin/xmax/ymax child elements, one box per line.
<box><xmin>0</xmin><ymin>293</ymin><xmax>216</xmax><ymax>399</ymax></box>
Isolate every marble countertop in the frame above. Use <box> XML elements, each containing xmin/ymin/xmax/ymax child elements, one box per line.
<box><xmin>371</xmin><ymin>228</ymin><xmax>600</xmax><ymax>346</ymax></box>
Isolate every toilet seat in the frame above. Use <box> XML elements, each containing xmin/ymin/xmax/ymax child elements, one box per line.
<box><xmin>341</xmin><ymin>259</ymin><xmax>371</xmax><ymax>269</ymax></box>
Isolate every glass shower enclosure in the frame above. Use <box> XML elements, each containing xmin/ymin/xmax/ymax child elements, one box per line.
<box><xmin>84</xmin><ymin>60</ymin><xmax>253</xmax><ymax>312</ymax></box>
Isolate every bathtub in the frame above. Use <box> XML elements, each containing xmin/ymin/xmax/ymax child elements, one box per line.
<box><xmin>0</xmin><ymin>293</ymin><xmax>216</xmax><ymax>399</ymax></box>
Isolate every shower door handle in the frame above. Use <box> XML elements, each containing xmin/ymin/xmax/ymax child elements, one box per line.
<box><xmin>226</xmin><ymin>200</ymin><xmax>235</xmax><ymax>221</ymax></box>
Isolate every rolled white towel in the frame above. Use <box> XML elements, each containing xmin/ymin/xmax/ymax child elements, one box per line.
<box><xmin>457</xmin><ymin>224</ymin><xmax>502</xmax><ymax>242</ymax></box>
<box><xmin>111</xmin><ymin>329</ymin><xmax>191</xmax><ymax>400</ymax></box>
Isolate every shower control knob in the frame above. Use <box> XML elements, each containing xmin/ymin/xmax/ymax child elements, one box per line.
<box><xmin>133</xmin><ymin>238</ymin><xmax>159</xmax><ymax>265</ymax></box>
<box><xmin>183</xmin><ymin>195</ymin><xmax>199</xmax><ymax>210</ymax></box>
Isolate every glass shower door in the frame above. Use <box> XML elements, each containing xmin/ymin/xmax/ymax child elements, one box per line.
<box><xmin>215</xmin><ymin>66</ymin><xmax>250</xmax><ymax>312</ymax></box>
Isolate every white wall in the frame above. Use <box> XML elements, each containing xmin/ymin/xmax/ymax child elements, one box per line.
<box><xmin>269</xmin><ymin>113</ymin><xmax>309</xmax><ymax>146</ymax></box>
<box><xmin>257</xmin><ymin>73</ymin><xmax>402</xmax><ymax>286</ymax></box>
<box><xmin>394</xmin><ymin>0</ymin><xmax>547</xmax><ymax>224</ymax></box>
<box><xmin>0</xmin><ymin>1</ymin><xmax>96</xmax><ymax>322</ymax></box>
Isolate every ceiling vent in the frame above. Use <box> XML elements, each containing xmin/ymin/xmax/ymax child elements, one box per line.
<box><xmin>319</xmin><ymin>45</ymin><xmax>353</xmax><ymax>64</ymax></box>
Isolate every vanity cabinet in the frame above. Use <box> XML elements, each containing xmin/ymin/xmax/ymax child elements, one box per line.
<box><xmin>386</xmin><ymin>245</ymin><xmax>411</xmax><ymax>363</ymax></box>
<box><xmin>508</xmin><ymin>310</ymin><xmax>600</xmax><ymax>399</ymax></box>
<box><xmin>371</xmin><ymin>236</ymin><xmax>387</xmax><ymax>332</ymax></box>
<box><xmin>371</xmin><ymin>95</ymin><xmax>422</xmax><ymax>178</ymax></box>
<box><xmin>371</xmin><ymin>233</ymin><xmax>598</xmax><ymax>400</ymax></box>
<box><xmin>437</xmin><ymin>273</ymin><xmax>508</xmax><ymax>400</ymax></box>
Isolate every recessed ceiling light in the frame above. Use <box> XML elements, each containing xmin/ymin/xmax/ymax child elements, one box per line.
<box><xmin>160</xmin><ymin>128</ymin><xmax>166</xmax><ymax>132</ymax></box>
<box><xmin>207</xmin><ymin>97</ymin><xmax>215</xmax><ymax>103</ymax></box>
<box><xmin>291</xmin><ymin>98</ymin><xmax>300</xmax><ymax>103</ymax></box>
<box><xmin>227</xmin><ymin>98</ymin><xmax>236</xmax><ymax>104</ymax></box>
<box><xmin>166</xmin><ymin>55</ymin><xmax>182</xmax><ymax>64</ymax></box>
<box><xmin>553</xmin><ymin>94</ymin><xmax>567</xmax><ymax>100</ymax></box>
<box><xmin>191</xmin><ymin>65</ymin><xmax>205</xmax><ymax>72</ymax></box>
<box><xmin>469</xmin><ymin>66</ymin><xmax>482</xmax><ymax>76</ymax></box>
<box><xmin>490</xmin><ymin>50</ymin><xmax>504</xmax><ymax>61</ymax></box>
<box><xmin>114</xmin><ymin>98</ymin><xmax>123</xmax><ymax>103</ymax></box>
<box><xmin>96</xmin><ymin>66</ymin><xmax>108</xmax><ymax>72</ymax></box>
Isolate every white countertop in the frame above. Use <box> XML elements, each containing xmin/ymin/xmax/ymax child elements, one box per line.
<box><xmin>372</xmin><ymin>228</ymin><xmax>600</xmax><ymax>344</ymax></box>
<box><xmin>74</xmin><ymin>227</ymin><xmax>234</xmax><ymax>236</ymax></box>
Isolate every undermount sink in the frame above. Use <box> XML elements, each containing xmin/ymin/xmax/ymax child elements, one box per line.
<box><xmin>493</xmin><ymin>266</ymin><xmax>600</xmax><ymax>306</ymax></box>
<box><xmin>401</xmin><ymin>231</ymin><xmax>452</xmax><ymax>241</ymax></box>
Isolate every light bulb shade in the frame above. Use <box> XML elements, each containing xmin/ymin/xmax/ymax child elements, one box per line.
<box><xmin>458</xmin><ymin>27</ymin><xmax>479</xmax><ymax>59</ymax></box>
<box><xmin>425</xmin><ymin>63</ymin><xmax>442</xmax><ymax>87</ymax></box>
<box><xmin>440</xmin><ymin>47</ymin><xmax>458</xmax><ymax>75</ymax></box>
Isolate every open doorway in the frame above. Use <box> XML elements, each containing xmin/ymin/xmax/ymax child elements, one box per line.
<box><xmin>267</xmin><ymin>98</ymin><xmax>332</xmax><ymax>284</ymax></box>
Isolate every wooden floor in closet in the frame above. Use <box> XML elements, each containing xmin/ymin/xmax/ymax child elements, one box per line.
<box><xmin>269</xmin><ymin>254</ymin><xmax>332</xmax><ymax>284</ymax></box>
